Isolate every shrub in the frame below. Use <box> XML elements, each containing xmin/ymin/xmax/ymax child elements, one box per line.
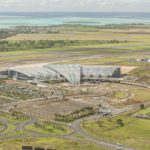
<box><xmin>140</xmin><ymin>104</ymin><xmax>145</xmax><ymax>109</ymax></box>
<box><xmin>116</xmin><ymin>119</ymin><xmax>124</xmax><ymax>126</ymax></box>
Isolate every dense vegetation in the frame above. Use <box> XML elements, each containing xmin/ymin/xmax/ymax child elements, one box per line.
<box><xmin>0</xmin><ymin>30</ymin><xmax>16</xmax><ymax>39</ymax></box>
<box><xmin>0</xmin><ymin>26</ymin><xmax>59</xmax><ymax>39</ymax></box>
<box><xmin>0</xmin><ymin>40</ymin><xmax>126</xmax><ymax>52</ymax></box>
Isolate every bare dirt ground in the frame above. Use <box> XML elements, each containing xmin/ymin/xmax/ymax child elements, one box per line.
<box><xmin>7</xmin><ymin>82</ymin><xmax>148</xmax><ymax>122</ymax></box>
<box><xmin>5</xmin><ymin>27</ymin><xmax>150</xmax><ymax>41</ymax></box>
<box><xmin>16</xmin><ymin>100</ymin><xmax>90</xmax><ymax>120</ymax></box>
<box><xmin>120</xmin><ymin>66</ymin><xmax>137</xmax><ymax>74</ymax></box>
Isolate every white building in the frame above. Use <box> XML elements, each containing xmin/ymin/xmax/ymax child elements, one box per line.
<box><xmin>0</xmin><ymin>64</ymin><xmax>121</xmax><ymax>85</ymax></box>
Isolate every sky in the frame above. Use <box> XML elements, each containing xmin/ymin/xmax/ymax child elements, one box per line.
<box><xmin>0</xmin><ymin>0</ymin><xmax>150</xmax><ymax>12</ymax></box>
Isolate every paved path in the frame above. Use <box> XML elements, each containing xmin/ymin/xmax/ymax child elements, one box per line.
<box><xmin>63</xmin><ymin>112</ymin><xmax>136</xmax><ymax>150</ymax></box>
<box><xmin>1</xmin><ymin>99</ymin><xmax>150</xmax><ymax>150</ymax></box>
<box><xmin>0</xmin><ymin>82</ymin><xmax>149</xmax><ymax>149</ymax></box>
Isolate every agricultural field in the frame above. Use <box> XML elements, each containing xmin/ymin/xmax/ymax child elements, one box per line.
<box><xmin>0</xmin><ymin>25</ymin><xmax>149</xmax><ymax>85</ymax></box>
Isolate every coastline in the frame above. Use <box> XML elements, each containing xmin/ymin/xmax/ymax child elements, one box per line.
<box><xmin>0</xmin><ymin>12</ymin><xmax>150</xmax><ymax>29</ymax></box>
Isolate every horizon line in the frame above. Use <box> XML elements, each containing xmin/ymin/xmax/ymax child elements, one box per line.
<box><xmin>0</xmin><ymin>11</ymin><xmax>150</xmax><ymax>13</ymax></box>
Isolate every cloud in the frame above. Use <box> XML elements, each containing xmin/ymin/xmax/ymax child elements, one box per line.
<box><xmin>0</xmin><ymin>0</ymin><xmax>149</xmax><ymax>12</ymax></box>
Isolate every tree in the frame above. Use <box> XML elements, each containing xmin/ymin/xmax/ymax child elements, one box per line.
<box><xmin>99</xmin><ymin>104</ymin><xmax>102</xmax><ymax>108</ymax></box>
<box><xmin>97</xmin><ymin>120</ymin><xmax>103</xmax><ymax>127</ymax></box>
<box><xmin>140</xmin><ymin>104</ymin><xmax>145</xmax><ymax>109</ymax></box>
<box><xmin>116</xmin><ymin>119</ymin><xmax>124</xmax><ymax>126</ymax></box>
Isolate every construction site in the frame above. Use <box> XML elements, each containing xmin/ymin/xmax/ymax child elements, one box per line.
<box><xmin>0</xmin><ymin>62</ymin><xmax>149</xmax><ymax>150</ymax></box>
<box><xmin>0</xmin><ymin>63</ymin><xmax>149</xmax><ymax>117</ymax></box>
<box><xmin>0</xmin><ymin>60</ymin><xmax>150</xmax><ymax>150</ymax></box>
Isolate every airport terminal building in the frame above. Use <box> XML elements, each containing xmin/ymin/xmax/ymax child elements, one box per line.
<box><xmin>0</xmin><ymin>64</ymin><xmax>121</xmax><ymax>85</ymax></box>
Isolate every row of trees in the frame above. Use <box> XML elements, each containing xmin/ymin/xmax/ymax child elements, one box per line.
<box><xmin>0</xmin><ymin>40</ymin><xmax>127</xmax><ymax>52</ymax></box>
<box><xmin>34</xmin><ymin>122</ymin><xmax>65</xmax><ymax>132</ymax></box>
<box><xmin>55</xmin><ymin>107</ymin><xmax>95</xmax><ymax>122</ymax></box>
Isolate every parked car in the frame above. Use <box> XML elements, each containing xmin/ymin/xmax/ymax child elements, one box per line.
<box><xmin>98</xmin><ymin>108</ymin><xmax>112</xmax><ymax>116</ymax></box>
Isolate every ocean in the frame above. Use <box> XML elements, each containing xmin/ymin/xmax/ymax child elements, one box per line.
<box><xmin>0</xmin><ymin>12</ymin><xmax>150</xmax><ymax>28</ymax></box>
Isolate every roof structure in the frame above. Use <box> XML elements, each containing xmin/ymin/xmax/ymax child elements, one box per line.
<box><xmin>0</xmin><ymin>64</ymin><xmax>121</xmax><ymax>85</ymax></box>
<box><xmin>47</xmin><ymin>64</ymin><xmax>81</xmax><ymax>85</ymax></box>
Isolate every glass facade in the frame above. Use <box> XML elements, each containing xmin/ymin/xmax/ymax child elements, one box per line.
<box><xmin>0</xmin><ymin>64</ymin><xmax>121</xmax><ymax>85</ymax></box>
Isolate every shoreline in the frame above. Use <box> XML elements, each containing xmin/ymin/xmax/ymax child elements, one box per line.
<box><xmin>1</xmin><ymin>23</ymin><xmax>150</xmax><ymax>30</ymax></box>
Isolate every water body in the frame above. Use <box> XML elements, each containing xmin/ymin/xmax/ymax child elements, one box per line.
<box><xmin>0</xmin><ymin>12</ymin><xmax>150</xmax><ymax>28</ymax></box>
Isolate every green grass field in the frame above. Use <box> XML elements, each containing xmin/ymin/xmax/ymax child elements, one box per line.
<box><xmin>0</xmin><ymin>137</ymin><xmax>107</xmax><ymax>150</ymax></box>
<box><xmin>135</xmin><ymin>107</ymin><xmax>150</xmax><ymax>115</ymax></box>
<box><xmin>130</xmin><ymin>88</ymin><xmax>150</xmax><ymax>102</ymax></box>
<box><xmin>110</xmin><ymin>91</ymin><xmax>127</xmax><ymax>100</ymax></box>
<box><xmin>82</xmin><ymin>115</ymin><xmax>150</xmax><ymax>150</ymax></box>
<box><xmin>26</xmin><ymin>122</ymin><xmax>73</xmax><ymax>135</ymax></box>
<box><xmin>0</xmin><ymin>26</ymin><xmax>150</xmax><ymax>73</ymax></box>
<box><xmin>0</xmin><ymin>112</ymin><xmax>29</xmax><ymax>123</ymax></box>
<box><xmin>0</xmin><ymin>122</ymin><xmax>3</xmax><ymax>130</ymax></box>
<box><xmin>1</xmin><ymin>123</ymin><xmax>16</xmax><ymax>134</ymax></box>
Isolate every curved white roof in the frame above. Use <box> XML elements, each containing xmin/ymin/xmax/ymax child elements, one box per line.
<box><xmin>1</xmin><ymin>64</ymin><xmax>120</xmax><ymax>85</ymax></box>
